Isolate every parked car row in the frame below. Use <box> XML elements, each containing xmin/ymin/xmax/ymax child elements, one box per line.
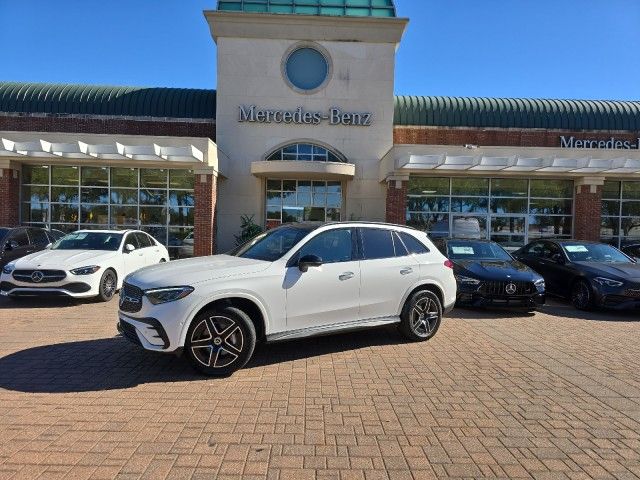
<box><xmin>2</xmin><ymin>221</ymin><xmax>639</xmax><ymax>378</ymax></box>
<box><xmin>1</xmin><ymin>229</ymin><xmax>169</xmax><ymax>302</ymax></box>
<box><xmin>431</xmin><ymin>236</ymin><xmax>640</xmax><ymax>313</ymax></box>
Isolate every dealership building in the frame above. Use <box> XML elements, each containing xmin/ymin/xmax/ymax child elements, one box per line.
<box><xmin>1</xmin><ymin>0</ymin><xmax>640</xmax><ymax>257</ymax></box>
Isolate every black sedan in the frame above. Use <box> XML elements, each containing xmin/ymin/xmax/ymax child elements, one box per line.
<box><xmin>1</xmin><ymin>226</ymin><xmax>63</xmax><ymax>269</ymax></box>
<box><xmin>514</xmin><ymin>240</ymin><xmax>640</xmax><ymax>311</ymax></box>
<box><xmin>433</xmin><ymin>239</ymin><xmax>546</xmax><ymax>310</ymax></box>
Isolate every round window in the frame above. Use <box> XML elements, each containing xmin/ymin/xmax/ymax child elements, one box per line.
<box><xmin>285</xmin><ymin>47</ymin><xmax>329</xmax><ymax>92</ymax></box>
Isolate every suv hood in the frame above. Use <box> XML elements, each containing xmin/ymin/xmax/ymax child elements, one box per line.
<box><xmin>126</xmin><ymin>254</ymin><xmax>271</xmax><ymax>289</ymax></box>
<box><xmin>11</xmin><ymin>249</ymin><xmax>117</xmax><ymax>269</ymax></box>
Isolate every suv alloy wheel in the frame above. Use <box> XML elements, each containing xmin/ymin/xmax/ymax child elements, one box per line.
<box><xmin>185</xmin><ymin>306</ymin><xmax>256</xmax><ymax>376</ymax></box>
<box><xmin>399</xmin><ymin>290</ymin><xmax>442</xmax><ymax>341</ymax></box>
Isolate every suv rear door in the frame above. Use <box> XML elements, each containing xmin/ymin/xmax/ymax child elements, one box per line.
<box><xmin>358</xmin><ymin>227</ymin><xmax>420</xmax><ymax>320</ymax></box>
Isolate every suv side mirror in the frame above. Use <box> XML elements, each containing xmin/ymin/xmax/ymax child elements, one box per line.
<box><xmin>298</xmin><ymin>254</ymin><xmax>322</xmax><ymax>273</ymax></box>
<box><xmin>124</xmin><ymin>243</ymin><xmax>136</xmax><ymax>253</ymax></box>
<box><xmin>551</xmin><ymin>253</ymin><xmax>565</xmax><ymax>264</ymax></box>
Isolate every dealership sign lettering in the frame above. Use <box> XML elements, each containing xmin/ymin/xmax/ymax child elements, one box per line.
<box><xmin>560</xmin><ymin>136</ymin><xmax>640</xmax><ymax>150</ymax></box>
<box><xmin>238</xmin><ymin>105</ymin><xmax>372</xmax><ymax>127</ymax></box>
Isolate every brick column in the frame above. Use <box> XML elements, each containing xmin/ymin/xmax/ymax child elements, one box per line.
<box><xmin>385</xmin><ymin>178</ymin><xmax>408</xmax><ymax>225</ymax></box>
<box><xmin>194</xmin><ymin>173</ymin><xmax>217</xmax><ymax>257</ymax></box>
<box><xmin>0</xmin><ymin>168</ymin><xmax>20</xmax><ymax>227</ymax></box>
<box><xmin>574</xmin><ymin>178</ymin><xmax>603</xmax><ymax>242</ymax></box>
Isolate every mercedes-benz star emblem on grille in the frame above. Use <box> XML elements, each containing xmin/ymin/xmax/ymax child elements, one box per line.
<box><xmin>505</xmin><ymin>283</ymin><xmax>517</xmax><ymax>295</ymax></box>
<box><xmin>31</xmin><ymin>271</ymin><xmax>44</xmax><ymax>283</ymax></box>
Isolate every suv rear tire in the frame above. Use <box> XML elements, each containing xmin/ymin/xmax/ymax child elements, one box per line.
<box><xmin>185</xmin><ymin>306</ymin><xmax>256</xmax><ymax>376</ymax></box>
<box><xmin>399</xmin><ymin>290</ymin><xmax>442</xmax><ymax>342</ymax></box>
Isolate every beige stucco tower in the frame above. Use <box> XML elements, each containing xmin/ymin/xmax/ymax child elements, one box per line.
<box><xmin>205</xmin><ymin>4</ymin><xmax>407</xmax><ymax>250</ymax></box>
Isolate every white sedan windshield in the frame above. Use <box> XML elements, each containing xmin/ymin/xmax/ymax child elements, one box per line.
<box><xmin>52</xmin><ymin>232</ymin><xmax>123</xmax><ymax>251</ymax></box>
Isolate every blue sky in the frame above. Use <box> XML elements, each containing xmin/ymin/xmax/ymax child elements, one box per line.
<box><xmin>1</xmin><ymin>0</ymin><xmax>638</xmax><ymax>100</ymax></box>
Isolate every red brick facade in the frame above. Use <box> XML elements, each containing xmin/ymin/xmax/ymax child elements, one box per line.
<box><xmin>0</xmin><ymin>114</ymin><xmax>215</xmax><ymax>140</ymax></box>
<box><xmin>385</xmin><ymin>180</ymin><xmax>407</xmax><ymax>225</ymax></box>
<box><xmin>574</xmin><ymin>184</ymin><xmax>603</xmax><ymax>242</ymax></box>
<box><xmin>393</xmin><ymin>126</ymin><xmax>640</xmax><ymax>148</ymax></box>
<box><xmin>194</xmin><ymin>174</ymin><xmax>218</xmax><ymax>256</ymax></box>
<box><xmin>0</xmin><ymin>168</ymin><xmax>20</xmax><ymax>227</ymax></box>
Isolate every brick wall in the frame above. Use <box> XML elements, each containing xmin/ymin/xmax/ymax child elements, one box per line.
<box><xmin>0</xmin><ymin>114</ymin><xmax>215</xmax><ymax>140</ymax></box>
<box><xmin>574</xmin><ymin>185</ymin><xmax>602</xmax><ymax>242</ymax></box>
<box><xmin>394</xmin><ymin>126</ymin><xmax>640</xmax><ymax>148</ymax></box>
<box><xmin>385</xmin><ymin>180</ymin><xmax>407</xmax><ymax>225</ymax></box>
<box><xmin>0</xmin><ymin>168</ymin><xmax>20</xmax><ymax>227</ymax></box>
<box><xmin>194</xmin><ymin>174</ymin><xmax>217</xmax><ymax>256</ymax></box>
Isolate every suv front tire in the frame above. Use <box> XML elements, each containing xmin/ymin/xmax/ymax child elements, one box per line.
<box><xmin>185</xmin><ymin>306</ymin><xmax>257</xmax><ymax>376</ymax></box>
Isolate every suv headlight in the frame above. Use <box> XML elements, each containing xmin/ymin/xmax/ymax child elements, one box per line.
<box><xmin>534</xmin><ymin>278</ymin><xmax>545</xmax><ymax>288</ymax></box>
<box><xmin>145</xmin><ymin>286</ymin><xmax>194</xmax><ymax>305</ymax></box>
<box><xmin>70</xmin><ymin>266</ymin><xmax>101</xmax><ymax>275</ymax></box>
<box><xmin>455</xmin><ymin>275</ymin><xmax>481</xmax><ymax>285</ymax></box>
<box><xmin>593</xmin><ymin>277</ymin><xmax>624</xmax><ymax>288</ymax></box>
<box><xmin>2</xmin><ymin>263</ymin><xmax>15</xmax><ymax>275</ymax></box>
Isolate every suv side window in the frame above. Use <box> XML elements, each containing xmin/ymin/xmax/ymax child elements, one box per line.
<box><xmin>360</xmin><ymin>228</ymin><xmax>395</xmax><ymax>260</ymax></box>
<box><xmin>134</xmin><ymin>232</ymin><xmax>153</xmax><ymax>248</ymax></box>
<box><xmin>28</xmin><ymin>228</ymin><xmax>50</xmax><ymax>247</ymax></box>
<box><xmin>392</xmin><ymin>232</ymin><xmax>409</xmax><ymax>257</ymax></box>
<box><xmin>399</xmin><ymin>232</ymin><xmax>430</xmax><ymax>255</ymax></box>
<box><xmin>297</xmin><ymin>229</ymin><xmax>353</xmax><ymax>264</ymax></box>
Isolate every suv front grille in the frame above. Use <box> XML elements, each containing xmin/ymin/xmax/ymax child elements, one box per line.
<box><xmin>481</xmin><ymin>281</ymin><xmax>534</xmax><ymax>296</ymax></box>
<box><xmin>119</xmin><ymin>282</ymin><xmax>144</xmax><ymax>313</ymax></box>
<box><xmin>12</xmin><ymin>269</ymin><xmax>67</xmax><ymax>283</ymax></box>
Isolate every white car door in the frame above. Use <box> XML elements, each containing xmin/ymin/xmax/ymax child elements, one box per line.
<box><xmin>284</xmin><ymin>227</ymin><xmax>361</xmax><ymax>329</ymax></box>
<box><xmin>135</xmin><ymin>232</ymin><xmax>163</xmax><ymax>265</ymax></box>
<box><xmin>358</xmin><ymin>228</ymin><xmax>419</xmax><ymax>320</ymax></box>
<box><xmin>122</xmin><ymin>233</ymin><xmax>147</xmax><ymax>275</ymax></box>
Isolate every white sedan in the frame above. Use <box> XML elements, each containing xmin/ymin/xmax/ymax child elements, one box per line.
<box><xmin>0</xmin><ymin>230</ymin><xmax>169</xmax><ymax>302</ymax></box>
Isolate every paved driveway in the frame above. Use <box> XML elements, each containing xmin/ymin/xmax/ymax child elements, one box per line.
<box><xmin>0</xmin><ymin>296</ymin><xmax>639</xmax><ymax>479</ymax></box>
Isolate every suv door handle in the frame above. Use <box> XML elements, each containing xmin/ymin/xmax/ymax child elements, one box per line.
<box><xmin>339</xmin><ymin>272</ymin><xmax>355</xmax><ymax>281</ymax></box>
<box><xmin>400</xmin><ymin>268</ymin><xmax>413</xmax><ymax>275</ymax></box>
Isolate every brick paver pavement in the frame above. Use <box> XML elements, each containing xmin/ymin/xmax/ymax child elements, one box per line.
<box><xmin>0</xmin><ymin>296</ymin><xmax>639</xmax><ymax>479</ymax></box>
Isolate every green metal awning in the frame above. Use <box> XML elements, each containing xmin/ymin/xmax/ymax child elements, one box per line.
<box><xmin>394</xmin><ymin>95</ymin><xmax>640</xmax><ymax>131</ymax></box>
<box><xmin>0</xmin><ymin>82</ymin><xmax>216</xmax><ymax>119</ymax></box>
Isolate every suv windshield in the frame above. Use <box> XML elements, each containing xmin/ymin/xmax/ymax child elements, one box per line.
<box><xmin>447</xmin><ymin>241</ymin><xmax>512</xmax><ymax>261</ymax></box>
<box><xmin>52</xmin><ymin>232</ymin><xmax>123</xmax><ymax>251</ymax></box>
<box><xmin>232</xmin><ymin>225</ymin><xmax>316</xmax><ymax>262</ymax></box>
<box><xmin>562</xmin><ymin>243</ymin><xmax>631</xmax><ymax>263</ymax></box>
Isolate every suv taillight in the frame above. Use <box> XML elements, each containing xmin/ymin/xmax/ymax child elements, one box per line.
<box><xmin>444</xmin><ymin>259</ymin><xmax>454</xmax><ymax>269</ymax></box>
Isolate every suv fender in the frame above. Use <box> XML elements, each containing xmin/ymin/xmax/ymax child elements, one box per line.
<box><xmin>397</xmin><ymin>280</ymin><xmax>446</xmax><ymax>316</ymax></box>
<box><xmin>178</xmin><ymin>290</ymin><xmax>272</xmax><ymax>348</ymax></box>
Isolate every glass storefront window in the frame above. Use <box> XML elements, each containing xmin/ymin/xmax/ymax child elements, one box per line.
<box><xmin>21</xmin><ymin>165</ymin><xmax>195</xmax><ymax>259</ymax></box>
<box><xmin>407</xmin><ymin>177</ymin><xmax>574</xmax><ymax>249</ymax></box>
<box><xmin>51</xmin><ymin>166</ymin><xmax>79</xmax><ymax>185</ymax></box>
<box><xmin>81</xmin><ymin>167</ymin><xmax>108</xmax><ymax>186</ymax></box>
<box><xmin>602</xmin><ymin>181</ymin><xmax>640</xmax><ymax>247</ymax></box>
<box><xmin>265</xmin><ymin>179</ymin><xmax>342</xmax><ymax>226</ymax></box>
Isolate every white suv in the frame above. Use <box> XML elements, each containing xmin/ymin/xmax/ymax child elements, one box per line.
<box><xmin>118</xmin><ymin>222</ymin><xmax>456</xmax><ymax>375</ymax></box>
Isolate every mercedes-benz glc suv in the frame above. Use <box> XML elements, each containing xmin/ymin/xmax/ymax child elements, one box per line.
<box><xmin>118</xmin><ymin>222</ymin><xmax>457</xmax><ymax>375</ymax></box>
